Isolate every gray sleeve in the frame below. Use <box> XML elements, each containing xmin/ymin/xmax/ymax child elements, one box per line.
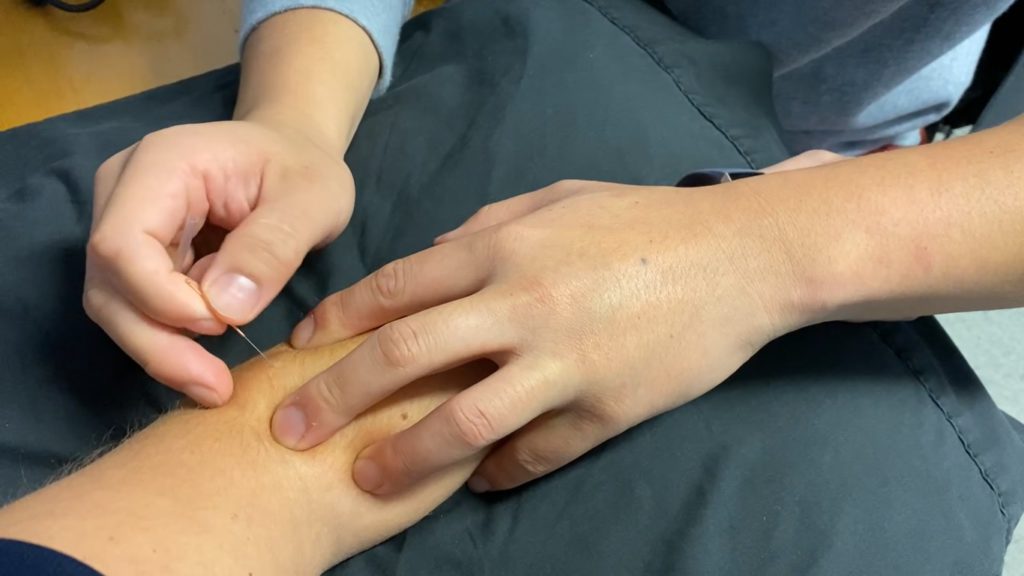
<box><xmin>240</xmin><ymin>0</ymin><xmax>413</xmax><ymax>95</ymax></box>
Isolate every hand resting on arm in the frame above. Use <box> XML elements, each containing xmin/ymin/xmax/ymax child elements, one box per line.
<box><xmin>0</xmin><ymin>336</ymin><xmax>492</xmax><ymax>575</ymax></box>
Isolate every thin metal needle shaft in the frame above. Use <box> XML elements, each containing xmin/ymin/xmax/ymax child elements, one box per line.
<box><xmin>182</xmin><ymin>277</ymin><xmax>268</xmax><ymax>360</ymax></box>
<box><xmin>231</xmin><ymin>325</ymin><xmax>268</xmax><ymax>360</ymax></box>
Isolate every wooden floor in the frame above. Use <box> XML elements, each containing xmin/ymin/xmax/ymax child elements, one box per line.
<box><xmin>0</xmin><ymin>0</ymin><xmax>444</xmax><ymax>130</ymax></box>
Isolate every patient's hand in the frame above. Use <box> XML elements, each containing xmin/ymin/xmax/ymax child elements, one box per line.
<box><xmin>0</xmin><ymin>336</ymin><xmax>492</xmax><ymax>575</ymax></box>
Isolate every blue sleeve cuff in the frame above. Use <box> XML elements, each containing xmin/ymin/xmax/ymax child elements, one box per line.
<box><xmin>0</xmin><ymin>539</ymin><xmax>102</xmax><ymax>576</ymax></box>
<box><xmin>240</xmin><ymin>0</ymin><xmax>412</xmax><ymax>96</ymax></box>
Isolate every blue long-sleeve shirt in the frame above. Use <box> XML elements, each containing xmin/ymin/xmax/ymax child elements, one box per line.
<box><xmin>241</xmin><ymin>0</ymin><xmax>412</xmax><ymax>95</ymax></box>
<box><xmin>241</xmin><ymin>0</ymin><xmax>1012</xmax><ymax>153</ymax></box>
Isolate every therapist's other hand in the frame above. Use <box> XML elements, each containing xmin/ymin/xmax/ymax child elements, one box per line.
<box><xmin>272</xmin><ymin>177</ymin><xmax>819</xmax><ymax>493</ymax></box>
<box><xmin>85</xmin><ymin>120</ymin><xmax>354</xmax><ymax>406</ymax></box>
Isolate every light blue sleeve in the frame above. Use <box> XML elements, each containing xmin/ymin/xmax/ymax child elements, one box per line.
<box><xmin>240</xmin><ymin>0</ymin><xmax>413</xmax><ymax>96</ymax></box>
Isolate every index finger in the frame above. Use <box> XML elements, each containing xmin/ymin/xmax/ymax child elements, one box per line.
<box><xmin>89</xmin><ymin>145</ymin><xmax>217</xmax><ymax>331</ymax></box>
<box><xmin>271</xmin><ymin>294</ymin><xmax>510</xmax><ymax>450</ymax></box>
<box><xmin>292</xmin><ymin>236</ymin><xmax>492</xmax><ymax>348</ymax></box>
<box><xmin>83</xmin><ymin>281</ymin><xmax>232</xmax><ymax>404</ymax></box>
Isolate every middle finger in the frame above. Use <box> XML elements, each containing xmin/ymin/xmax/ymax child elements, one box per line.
<box><xmin>272</xmin><ymin>293</ymin><xmax>512</xmax><ymax>450</ymax></box>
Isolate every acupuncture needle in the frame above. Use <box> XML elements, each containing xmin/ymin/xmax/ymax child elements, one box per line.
<box><xmin>184</xmin><ymin>277</ymin><xmax>268</xmax><ymax>360</ymax></box>
<box><xmin>230</xmin><ymin>325</ymin><xmax>268</xmax><ymax>360</ymax></box>
<box><xmin>175</xmin><ymin>217</ymin><xmax>269</xmax><ymax>360</ymax></box>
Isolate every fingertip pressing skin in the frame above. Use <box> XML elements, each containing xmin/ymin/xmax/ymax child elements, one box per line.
<box><xmin>164</xmin><ymin>341</ymin><xmax>234</xmax><ymax>407</ymax></box>
<box><xmin>270</xmin><ymin>363</ymin><xmax>383</xmax><ymax>450</ymax></box>
<box><xmin>466</xmin><ymin>475</ymin><xmax>491</xmax><ymax>493</ymax></box>
<box><xmin>350</xmin><ymin>362</ymin><xmax>570</xmax><ymax>496</ymax></box>
<box><xmin>351</xmin><ymin>442</ymin><xmax>404</xmax><ymax>494</ymax></box>
<box><xmin>0</xmin><ymin>335</ymin><xmax>493</xmax><ymax>576</ymax></box>
<box><xmin>291</xmin><ymin>314</ymin><xmax>316</xmax><ymax>348</ymax></box>
<box><xmin>352</xmin><ymin>456</ymin><xmax>385</xmax><ymax>493</ymax></box>
<box><xmin>269</xmin><ymin>334</ymin><xmax>374</xmax><ymax>449</ymax></box>
<box><xmin>269</xmin><ymin>384</ymin><xmax>346</xmax><ymax>451</ymax></box>
<box><xmin>131</xmin><ymin>277</ymin><xmax>233</xmax><ymax>405</ymax></box>
<box><xmin>270</xmin><ymin>401</ymin><xmax>308</xmax><ymax>447</ymax></box>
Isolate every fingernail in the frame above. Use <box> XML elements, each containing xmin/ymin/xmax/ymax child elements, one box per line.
<box><xmin>272</xmin><ymin>404</ymin><xmax>308</xmax><ymax>449</ymax></box>
<box><xmin>353</xmin><ymin>456</ymin><xmax>384</xmax><ymax>493</ymax></box>
<box><xmin>185</xmin><ymin>384</ymin><xmax>222</xmax><ymax>407</ymax></box>
<box><xmin>205</xmin><ymin>273</ymin><xmax>259</xmax><ymax>321</ymax></box>
<box><xmin>191</xmin><ymin>318</ymin><xmax>226</xmax><ymax>336</ymax></box>
<box><xmin>292</xmin><ymin>314</ymin><xmax>315</xmax><ymax>348</ymax></box>
<box><xmin>467</xmin><ymin>475</ymin><xmax>491</xmax><ymax>493</ymax></box>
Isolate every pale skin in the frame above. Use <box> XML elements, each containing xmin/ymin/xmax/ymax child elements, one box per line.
<box><xmin>83</xmin><ymin>7</ymin><xmax>1024</xmax><ymax>496</ymax></box>
<box><xmin>84</xmin><ymin>9</ymin><xmax>378</xmax><ymax>406</ymax></box>
<box><xmin>276</xmin><ymin>117</ymin><xmax>1024</xmax><ymax>495</ymax></box>
<box><xmin>0</xmin><ymin>335</ymin><xmax>490</xmax><ymax>575</ymax></box>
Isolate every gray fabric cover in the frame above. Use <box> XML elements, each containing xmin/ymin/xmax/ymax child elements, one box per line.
<box><xmin>0</xmin><ymin>0</ymin><xmax>1021</xmax><ymax>574</ymax></box>
<box><xmin>977</xmin><ymin>50</ymin><xmax>1024</xmax><ymax>130</ymax></box>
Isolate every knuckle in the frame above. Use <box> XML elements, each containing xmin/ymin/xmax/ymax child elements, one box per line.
<box><xmin>137</xmin><ymin>129</ymin><xmax>169</xmax><ymax>150</ymax></box>
<box><xmin>487</xmin><ymin>223</ymin><xmax>529</xmax><ymax>259</ymax></box>
<box><xmin>573</xmin><ymin>395</ymin><xmax>623</xmax><ymax>430</ymax></box>
<box><xmin>243</xmin><ymin>218</ymin><xmax>304</xmax><ymax>272</ymax></box>
<box><xmin>469</xmin><ymin>201</ymin><xmax>505</xmax><ymax>226</ymax></box>
<box><xmin>447</xmin><ymin>399</ymin><xmax>500</xmax><ymax>449</ymax></box>
<box><xmin>335</xmin><ymin>161</ymin><xmax>355</xmax><ymax>188</ymax></box>
<box><xmin>141</xmin><ymin>123</ymin><xmax>192</xmax><ymax>143</ymax></box>
<box><xmin>93</xmin><ymin>158</ymin><xmax>119</xmax><ymax>190</ymax></box>
<box><xmin>311</xmin><ymin>293</ymin><xmax>349</xmax><ymax>332</ymax></box>
<box><xmin>803</xmin><ymin>149</ymin><xmax>842</xmax><ymax>164</ymax></box>
<box><xmin>310</xmin><ymin>375</ymin><xmax>348</xmax><ymax>415</ymax></box>
<box><xmin>471</xmin><ymin>203</ymin><xmax>495</xmax><ymax>221</ymax></box>
<box><xmin>322</xmin><ymin>170</ymin><xmax>354</xmax><ymax>239</ymax></box>
<box><xmin>81</xmin><ymin>287</ymin><xmax>105</xmax><ymax>323</ymax></box>
<box><xmin>375</xmin><ymin>320</ymin><xmax>425</xmax><ymax>369</ymax></box>
<box><xmin>388</xmin><ymin>443</ymin><xmax>419</xmax><ymax>483</ymax></box>
<box><xmin>86</xmin><ymin>230</ymin><xmax>122</xmax><ymax>264</ymax></box>
<box><xmin>371</xmin><ymin>258</ymin><xmax>408</xmax><ymax>303</ymax></box>
<box><xmin>509</xmin><ymin>446</ymin><xmax>553</xmax><ymax>477</ymax></box>
<box><xmin>551</xmin><ymin>178</ymin><xmax>583</xmax><ymax>191</ymax></box>
<box><xmin>515</xmin><ymin>278</ymin><xmax>562</xmax><ymax>314</ymax></box>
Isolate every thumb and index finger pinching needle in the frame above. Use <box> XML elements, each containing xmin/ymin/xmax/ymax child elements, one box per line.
<box><xmin>176</xmin><ymin>217</ymin><xmax>268</xmax><ymax>361</ymax></box>
<box><xmin>185</xmin><ymin>274</ymin><xmax>268</xmax><ymax>358</ymax></box>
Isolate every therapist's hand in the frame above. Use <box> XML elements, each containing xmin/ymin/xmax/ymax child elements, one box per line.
<box><xmin>272</xmin><ymin>177</ymin><xmax>822</xmax><ymax>494</ymax></box>
<box><xmin>85</xmin><ymin>120</ymin><xmax>354</xmax><ymax>406</ymax></box>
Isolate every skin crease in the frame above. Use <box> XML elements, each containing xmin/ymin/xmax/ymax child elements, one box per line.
<box><xmin>0</xmin><ymin>336</ymin><xmax>491</xmax><ymax>576</ymax></box>
<box><xmin>83</xmin><ymin>9</ymin><xmax>380</xmax><ymax>405</ymax></box>
<box><xmin>270</xmin><ymin>116</ymin><xmax>1024</xmax><ymax>497</ymax></box>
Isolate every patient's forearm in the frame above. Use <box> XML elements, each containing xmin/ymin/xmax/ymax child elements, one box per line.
<box><xmin>0</xmin><ymin>337</ymin><xmax>490</xmax><ymax>575</ymax></box>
